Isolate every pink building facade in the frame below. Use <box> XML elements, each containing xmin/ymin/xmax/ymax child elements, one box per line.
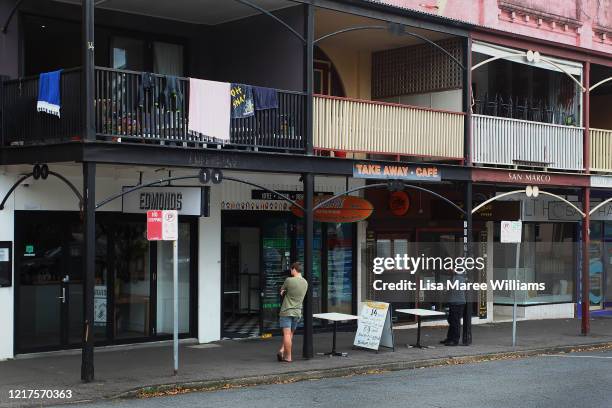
<box><xmin>378</xmin><ymin>0</ymin><xmax>612</xmax><ymax>54</ymax></box>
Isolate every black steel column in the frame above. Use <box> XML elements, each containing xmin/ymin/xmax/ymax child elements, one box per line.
<box><xmin>301</xmin><ymin>1</ymin><xmax>315</xmax><ymax>359</ymax></box>
<box><xmin>462</xmin><ymin>180</ymin><xmax>473</xmax><ymax>345</ymax></box>
<box><xmin>82</xmin><ymin>0</ymin><xmax>95</xmax><ymax>141</ymax></box>
<box><xmin>302</xmin><ymin>172</ymin><xmax>314</xmax><ymax>358</ymax></box>
<box><xmin>81</xmin><ymin>162</ymin><xmax>96</xmax><ymax>381</ymax></box>
<box><xmin>81</xmin><ymin>0</ymin><xmax>96</xmax><ymax>383</ymax></box>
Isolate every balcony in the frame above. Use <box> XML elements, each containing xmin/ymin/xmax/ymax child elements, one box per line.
<box><xmin>313</xmin><ymin>96</ymin><xmax>464</xmax><ymax>161</ymax></box>
<box><xmin>590</xmin><ymin>128</ymin><xmax>612</xmax><ymax>173</ymax></box>
<box><xmin>472</xmin><ymin>115</ymin><xmax>584</xmax><ymax>171</ymax></box>
<box><xmin>1</xmin><ymin>67</ymin><xmax>305</xmax><ymax>152</ymax></box>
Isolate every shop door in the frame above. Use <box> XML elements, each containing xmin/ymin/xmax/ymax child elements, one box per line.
<box><xmin>15</xmin><ymin>213</ymin><xmax>101</xmax><ymax>352</ymax></box>
<box><xmin>222</xmin><ymin>226</ymin><xmax>262</xmax><ymax>338</ymax></box>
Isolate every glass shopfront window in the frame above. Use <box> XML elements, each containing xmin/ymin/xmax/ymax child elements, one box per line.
<box><xmin>223</xmin><ymin>212</ymin><xmax>355</xmax><ymax>338</ymax></box>
<box><xmin>15</xmin><ymin>212</ymin><xmax>196</xmax><ymax>353</ymax></box>
<box><xmin>493</xmin><ymin>222</ymin><xmax>577</xmax><ymax>305</ymax></box>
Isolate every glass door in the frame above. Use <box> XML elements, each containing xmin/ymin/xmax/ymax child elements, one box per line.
<box><xmin>261</xmin><ymin>219</ymin><xmax>291</xmax><ymax>335</ymax></box>
<box><xmin>17</xmin><ymin>219</ymin><xmax>65</xmax><ymax>351</ymax></box>
<box><xmin>113</xmin><ymin>222</ymin><xmax>152</xmax><ymax>340</ymax></box>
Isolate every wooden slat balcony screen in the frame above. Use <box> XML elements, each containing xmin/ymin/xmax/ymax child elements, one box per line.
<box><xmin>590</xmin><ymin>128</ymin><xmax>612</xmax><ymax>172</ymax></box>
<box><xmin>472</xmin><ymin>114</ymin><xmax>584</xmax><ymax>171</ymax></box>
<box><xmin>313</xmin><ymin>95</ymin><xmax>464</xmax><ymax>159</ymax></box>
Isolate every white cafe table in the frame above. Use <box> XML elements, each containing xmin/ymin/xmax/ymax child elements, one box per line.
<box><xmin>313</xmin><ymin>312</ymin><xmax>359</xmax><ymax>357</ymax></box>
<box><xmin>395</xmin><ymin>309</ymin><xmax>446</xmax><ymax>349</ymax></box>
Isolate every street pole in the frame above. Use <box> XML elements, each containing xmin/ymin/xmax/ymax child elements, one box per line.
<box><xmin>512</xmin><ymin>199</ymin><xmax>524</xmax><ymax>347</ymax></box>
<box><xmin>173</xmin><ymin>239</ymin><xmax>179</xmax><ymax>374</ymax></box>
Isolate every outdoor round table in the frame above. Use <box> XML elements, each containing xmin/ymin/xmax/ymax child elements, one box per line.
<box><xmin>395</xmin><ymin>308</ymin><xmax>446</xmax><ymax>349</ymax></box>
<box><xmin>313</xmin><ymin>312</ymin><xmax>359</xmax><ymax>357</ymax></box>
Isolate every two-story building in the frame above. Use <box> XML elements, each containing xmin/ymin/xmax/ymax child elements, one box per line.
<box><xmin>0</xmin><ymin>0</ymin><xmax>610</xmax><ymax>373</ymax></box>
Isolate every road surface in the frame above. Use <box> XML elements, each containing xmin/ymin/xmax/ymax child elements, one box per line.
<box><xmin>61</xmin><ymin>349</ymin><xmax>612</xmax><ymax>408</ymax></box>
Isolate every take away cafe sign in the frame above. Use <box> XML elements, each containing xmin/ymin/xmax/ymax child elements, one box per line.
<box><xmin>123</xmin><ymin>186</ymin><xmax>202</xmax><ymax>216</ymax></box>
<box><xmin>353</xmin><ymin>163</ymin><xmax>441</xmax><ymax>182</ymax></box>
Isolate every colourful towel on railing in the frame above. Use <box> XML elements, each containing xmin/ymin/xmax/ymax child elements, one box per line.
<box><xmin>253</xmin><ymin>86</ymin><xmax>278</xmax><ymax>110</ymax></box>
<box><xmin>230</xmin><ymin>84</ymin><xmax>255</xmax><ymax>118</ymax></box>
<box><xmin>188</xmin><ymin>78</ymin><xmax>231</xmax><ymax>143</ymax></box>
<box><xmin>37</xmin><ymin>70</ymin><xmax>62</xmax><ymax>118</ymax></box>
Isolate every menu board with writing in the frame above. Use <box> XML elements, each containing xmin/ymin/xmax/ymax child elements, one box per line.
<box><xmin>353</xmin><ymin>301</ymin><xmax>394</xmax><ymax>351</ymax></box>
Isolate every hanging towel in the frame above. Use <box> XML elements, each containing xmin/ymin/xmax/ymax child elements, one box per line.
<box><xmin>253</xmin><ymin>86</ymin><xmax>278</xmax><ymax>110</ymax></box>
<box><xmin>162</xmin><ymin>75</ymin><xmax>183</xmax><ymax>112</ymax></box>
<box><xmin>138</xmin><ymin>72</ymin><xmax>157</xmax><ymax>109</ymax></box>
<box><xmin>230</xmin><ymin>84</ymin><xmax>255</xmax><ymax>118</ymax></box>
<box><xmin>188</xmin><ymin>78</ymin><xmax>231</xmax><ymax>143</ymax></box>
<box><xmin>37</xmin><ymin>69</ymin><xmax>62</xmax><ymax>117</ymax></box>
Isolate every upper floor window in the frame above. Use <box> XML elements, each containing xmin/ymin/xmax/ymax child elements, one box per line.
<box><xmin>111</xmin><ymin>36</ymin><xmax>184</xmax><ymax>76</ymax></box>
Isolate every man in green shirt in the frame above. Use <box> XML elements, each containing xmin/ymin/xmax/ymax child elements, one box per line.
<box><xmin>277</xmin><ymin>262</ymin><xmax>308</xmax><ymax>362</ymax></box>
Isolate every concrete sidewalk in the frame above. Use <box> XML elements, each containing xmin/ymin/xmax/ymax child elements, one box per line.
<box><xmin>1</xmin><ymin>318</ymin><xmax>611</xmax><ymax>407</ymax></box>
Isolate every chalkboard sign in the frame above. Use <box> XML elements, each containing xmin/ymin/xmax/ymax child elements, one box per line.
<box><xmin>353</xmin><ymin>301</ymin><xmax>394</xmax><ymax>351</ymax></box>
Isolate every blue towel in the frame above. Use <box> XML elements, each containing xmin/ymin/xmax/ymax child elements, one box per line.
<box><xmin>37</xmin><ymin>69</ymin><xmax>62</xmax><ymax>118</ymax></box>
<box><xmin>253</xmin><ymin>86</ymin><xmax>278</xmax><ymax>110</ymax></box>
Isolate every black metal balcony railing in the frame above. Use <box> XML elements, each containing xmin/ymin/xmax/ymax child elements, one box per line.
<box><xmin>1</xmin><ymin>67</ymin><xmax>305</xmax><ymax>151</ymax></box>
<box><xmin>1</xmin><ymin>68</ymin><xmax>83</xmax><ymax>145</ymax></box>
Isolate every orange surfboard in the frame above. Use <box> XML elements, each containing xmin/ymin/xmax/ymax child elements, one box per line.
<box><xmin>291</xmin><ymin>195</ymin><xmax>374</xmax><ymax>223</ymax></box>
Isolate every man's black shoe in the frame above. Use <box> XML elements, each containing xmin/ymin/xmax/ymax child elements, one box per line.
<box><xmin>439</xmin><ymin>339</ymin><xmax>448</xmax><ymax>344</ymax></box>
<box><xmin>444</xmin><ymin>340</ymin><xmax>459</xmax><ymax>346</ymax></box>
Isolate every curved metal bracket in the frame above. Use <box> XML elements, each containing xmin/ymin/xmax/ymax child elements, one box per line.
<box><xmin>472</xmin><ymin>51</ymin><xmax>585</xmax><ymax>92</ymax></box>
<box><xmin>1</xmin><ymin>0</ymin><xmax>23</xmax><ymax>34</ymax></box>
<box><xmin>315</xmin><ymin>23</ymin><xmax>465</xmax><ymax>70</ymax></box>
<box><xmin>314</xmin><ymin>25</ymin><xmax>387</xmax><ymax>45</ymax></box>
<box><xmin>589</xmin><ymin>197</ymin><xmax>612</xmax><ymax>216</ymax></box>
<box><xmin>223</xmin><ymin>176</ymin><xmax>304</xmax><ymax>211</ymax></box>
<box><xmin>312</xmin><ymin>182</ymin><xmax>466</xmax><ymax>216</ymax></box>
<box><xmin>233</xmin><ymin>0</ymin><xmax>306</xmax><ymax>44</ymax></box>
<box><xmin>96</xmin><ymin>175</ymin><xmax>197</xmax><ymax>210</ymax></box>
<box><xmin>589</xmin><ymin>76</ymin><xmax>612</xmax><ymax>92</ymax></box>
<box><xmin>96</xmin><ymin>173</ymin><xmax>306</xmax><ymax>211</ymax></box>
<box><xmin>472</xmin><ymin>189</ymin><xmax>586</xmax><ymax>218</ymax></box>
<box><xmin>0</xmin><ymin>171</ymin><xmax>83</xmax><ymax>210</ymax></box>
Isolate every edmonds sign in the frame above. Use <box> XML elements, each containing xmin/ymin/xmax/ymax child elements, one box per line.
<box><xmin>122</xmin><ymin>186</ymin><xmax>203</xmax><ymax>215</ymax></box>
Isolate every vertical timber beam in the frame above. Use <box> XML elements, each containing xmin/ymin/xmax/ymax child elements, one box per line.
<box><xmin>463</xmin><ymin>181</ymin><xmax>473</xmax><ymax>345</ymax></box>
<box><xmin>302</xmin><ymin>1</ymin><xmax>315</xmax><ymax>359</ymax></box>
<box><xmin>304</xmin><ymin>1</ymin><xmax>314</xmax><ymax>156</ymax></box>
<box><xmin>582</xmin><ymin>188</ymin><xmax>590</xmax><ymax>335</ymax></box>
<box><xmin>302</xmin><ymin>172</ymin><xmax>314</xmax><ymax>358</ymax></box>
<box><xmin>81</xmin><ymin>162</ymin><xmax>96</xmax><ymax>381</ymax></box>
<box><xmin>581</xmin><ymin>61</ymin><xmax>590</xmax><ymax>336</ymax></box>
<box><xmin>463</xmin><ymin>35</ymin><xmax>472</xmax><ymax>166</ymax></box>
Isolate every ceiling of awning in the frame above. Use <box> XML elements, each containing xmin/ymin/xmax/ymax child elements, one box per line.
<box><xmin>53</xmin><ymin>0</ymin><xmax>295</xmax><ymax>25</ymax></box>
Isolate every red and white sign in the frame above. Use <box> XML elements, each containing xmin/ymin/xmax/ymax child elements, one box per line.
<box><xmin>147</xmin><ymin>210</ymin><xmax>178</xmax><ymax>241</ymax></box>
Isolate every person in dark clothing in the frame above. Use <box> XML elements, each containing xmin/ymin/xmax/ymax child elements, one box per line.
<box><xmin>441</xmin><ymin>271</ymin><xmax>466</xmax><ymax>346</ymax></box>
